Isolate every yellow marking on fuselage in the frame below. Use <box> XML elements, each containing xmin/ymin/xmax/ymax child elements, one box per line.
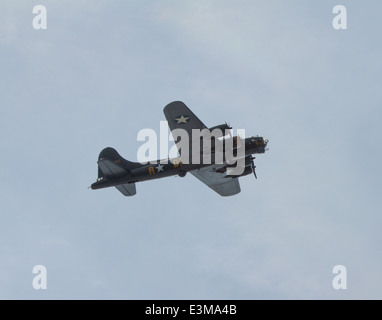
<box><xmin>173</xmin><ymin>159</ymin><xmax>183</xmax><ymax>168</ymax></box>
<box><xmin>148</xmin><ymin>166</ymin><xmax>155</xmax><ymax>175</ymax></box>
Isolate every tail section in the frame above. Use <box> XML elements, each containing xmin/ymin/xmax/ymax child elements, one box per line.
<box><xmin>97</xmin><ymin>147</ymin><xmax>142</xmax><ymax>180</ymax></box>
<box><xmin>92</xmin><ymin>147</ymin><xmax>140</xmax><ymax>197</ymax></box>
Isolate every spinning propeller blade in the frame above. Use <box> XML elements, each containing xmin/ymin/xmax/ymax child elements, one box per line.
<box><xmin>250</xmin><ymin>156</ymin><xmax>257</xmax><ymax>179</ymax></box>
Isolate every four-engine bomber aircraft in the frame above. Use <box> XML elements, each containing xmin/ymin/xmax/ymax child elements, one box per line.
<box><xmin>91</xmin><ymin>101</ymin><xmax>268</xmax><ymax>196</ymax></box>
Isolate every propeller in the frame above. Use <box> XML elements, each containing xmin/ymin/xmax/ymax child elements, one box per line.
<box><xmin>250</xmin><ymin>156</ymin><xmax>257</xmax><ymax>179</ymax></box>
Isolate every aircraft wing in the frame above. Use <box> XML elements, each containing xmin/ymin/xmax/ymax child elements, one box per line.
<box><xmin>163</xmin><ymin>101</ymin><xmax>208</xmax><ymax>135</ymax></box>
<box><xmin>190</xmin><ymin>165</ymin><xmax>241</xmax><ymax>197</ymax></box>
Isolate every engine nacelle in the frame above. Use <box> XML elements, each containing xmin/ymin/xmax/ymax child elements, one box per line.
<box><xmin>208</xmin><ymin>123</ymin><xmax>232</xmax><ymax>137</ymax></box>
<box><xmin>226</xmin><ymin>165</ymin><xmax>252</xmax><ymax>178</ymax></box>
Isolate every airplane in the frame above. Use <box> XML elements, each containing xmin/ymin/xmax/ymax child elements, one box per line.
<box><xmin>90</xmin><ymin>101</ymin><xmax>268</xmax><ymax>197</ymax></box>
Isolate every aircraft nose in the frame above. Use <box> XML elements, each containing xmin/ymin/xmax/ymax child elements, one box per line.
<box><xmin>263</xmin><ymin>137</ymin><xmax>269</xmax><ymax>145</ymax></box>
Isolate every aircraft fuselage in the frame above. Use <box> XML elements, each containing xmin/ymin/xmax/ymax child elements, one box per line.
<box><xmin>91</xmin><ymin>136</ymin><xmax>266</xmax><ymax>190</ymax></box>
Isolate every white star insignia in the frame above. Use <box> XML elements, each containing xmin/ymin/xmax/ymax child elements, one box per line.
<box><xmin>175</xmin><ymin>115</ymin><xmax>190</xmax><ymax>124</ymax></box>
<box><xmin>156</xmin><ymin>164</ymin><xmax>164</xmax><ymax>172</ymax></box>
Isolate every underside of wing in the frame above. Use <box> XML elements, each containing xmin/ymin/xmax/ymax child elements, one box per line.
<box><xmin>163</xmin><ymin>101</ymin><xmax>208</xmax><ymax>134</ymax></box>
<box><xmin>190</xmin><ymin>165</ymin><xmax>241</xmax><ymax>197</ymax></box>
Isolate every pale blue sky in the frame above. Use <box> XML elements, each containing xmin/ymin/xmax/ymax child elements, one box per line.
<box><xmin>1</xmin><ymin>0</ymin><xmax>381</xmax><ymax>299</ymax></box>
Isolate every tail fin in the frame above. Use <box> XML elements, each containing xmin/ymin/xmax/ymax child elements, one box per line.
<box><xmin>98</xmin><ymin>147</ymin><xmax>142</xmax><ymax>180</ymax></box>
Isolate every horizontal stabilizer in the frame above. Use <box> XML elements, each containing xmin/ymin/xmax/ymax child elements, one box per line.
<box><xmin>115</xmin><ymin>183</ymin><xmax>136</xmax><ymax>196</ymax></box>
